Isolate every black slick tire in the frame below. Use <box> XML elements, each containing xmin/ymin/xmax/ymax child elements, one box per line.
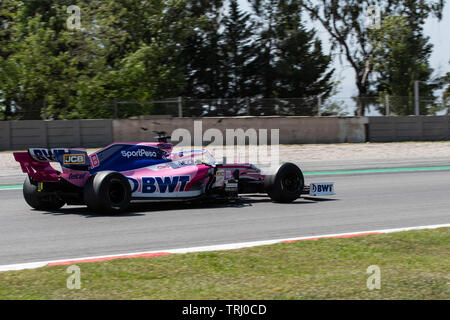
<box><xmin>23</xmin><ymin>176</ymin><xmax>65</xmax><ymax>210</ymax></box>
<box><xmin>83</xmin><ymin>171</ymin><xmax>131</xmax><ymax>214</ymax></box>
<box><xmin>264</xmin><ymin>163</ymin><xmax>304</xmax><ymax>203</ymax></box>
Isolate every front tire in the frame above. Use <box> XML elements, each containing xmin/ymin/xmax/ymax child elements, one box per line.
<box><xmin>84</xmin><ymin>171</ymin><xmax>131</xmax><ymax>214</ymax></box>
<box><xmin>264</xmin><ymin>163</ymin><xmax>304</xmax><ymax>203</ymax></box>
<box><xmin>23</xmin><ymin>176</ymin><xmax>65</xmax><ymax>210</ymax></box>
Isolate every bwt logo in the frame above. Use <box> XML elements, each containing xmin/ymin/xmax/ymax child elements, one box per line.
<box><xmin>128</xmin><ymin>176</ymin><xmax>190</xmax><ymax>194</ymax></box>
<box><xmin>63</xmin><ymin>154</ymin><xmax>85</xmax><ymax>165</ymax></box>
<box><xmin>312</xmin><ymin>184</ymin><xmax>332</xmax><ymax>193</ymax></box>
<box><xmin>121</xmin><ymin>149</ymin><xmax>158</xmax><ymax>159</ymax></box>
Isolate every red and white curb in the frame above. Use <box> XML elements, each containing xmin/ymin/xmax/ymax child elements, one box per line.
<box><xmin>0</xmin><ymin>223</ymin><xmax>448</xmax><ymax>272</ymax></box>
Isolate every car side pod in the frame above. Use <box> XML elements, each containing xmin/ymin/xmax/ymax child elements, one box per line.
<box><xmin>83</xmin><ymin>171</ymin><xmax>131</xmax><ymax>215</ymax></box>
<box><xmin>264</xmin><ymin>163</ymin><xmax>305</xmax><ymax>203</ymax></box>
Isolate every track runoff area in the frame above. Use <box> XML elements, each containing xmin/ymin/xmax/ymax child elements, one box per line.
<box><xmin>0</xmin><ymin>162</ymin><xmax>449</xmax><ymax>272</ymax></box>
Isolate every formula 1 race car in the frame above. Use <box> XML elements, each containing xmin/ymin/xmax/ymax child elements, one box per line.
<box><xmin>13</xmin><ymin>133</ymin><xmax>335</xmax><ymax>214</ymax></box>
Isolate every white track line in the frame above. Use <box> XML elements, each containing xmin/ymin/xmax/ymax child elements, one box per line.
<box><xmin>0</xmin><ymin>223</ymin><xmax>448</xmax><ymax>272</ymax></box>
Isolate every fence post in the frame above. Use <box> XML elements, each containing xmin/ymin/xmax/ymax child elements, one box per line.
<box><xmin>178</xmin><ymin>96</ymin><xmax>183</xmax><ymax>118</ymax></box>
<box><xmin>385</xmin><ymin>95</ymin><xmax>390</xmax><ymax>116</ymax></box>
<box><xmin>414</xmin><ymin>80</ymin><xmax>420</xmax><ymax>115</ymax></box>
<box><xmin>317</xmin><ymin>96</ymin><xmax>322</xmax><ymax>116</ymax></box>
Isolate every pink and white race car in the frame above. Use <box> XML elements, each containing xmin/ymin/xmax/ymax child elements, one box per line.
<box><xmin>13</xmin><ymin>134</ymin><xmax>335</xmax><ymax>214</ymax></box>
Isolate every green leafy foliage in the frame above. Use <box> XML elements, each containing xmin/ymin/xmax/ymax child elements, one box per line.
<box><xmin>248</xmin><ymin>0</ymin><xmax>334</xmax><ymax>115</ymax></box>
<box><xmin>298</xmin><ymin>0</ymin><xmax>445</xmax><ymax>115</ymax></box>
<box><xmin>370</xmin><ymin>15</ymin><xmax>439</xmax><ymax>115</ymax></box>
<box><xmin>444</xmin><ymin>63</ymin><xmax>450</xmax><ymax>112</ymax></box>
<box><xmin>0</xmin><ymin>0</ymin><xmax>445</xmax><ymax>119</ymax></box>
<box><xmin>0</xmin><ymin>0</ymin><xmax>336</xmax><ymax>119</ymax></box>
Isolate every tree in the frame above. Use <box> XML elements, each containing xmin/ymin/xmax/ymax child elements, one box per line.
<box><xmin>0</xmin><ymin>15</ymin><xmax>64</xmax><ymax>119</ymax></box>
<box><xmin>0</xmin><ymin>0</ymin><xmax>20</xmax><ymax>119</ymax></box>
<box><xmin>181</xmin><ymin>1</ymin><xmax>226</xmax><ymax>102</ymax></box>
<box><xmin>370</xmin><ymin>15</ymin><xmax>438</xmax><ymax>115</ymax></box>
<box><xmin>298</xmin><ymin>0</ymin><xmax>445</xmax><ymax>115</ymax></box>
<box><xmin>221</xmin><ymin>1</ymin><xmax>257</xmax><ymax>98</ymax></box>
<box><xmin>200</xmin><ymin>0</ymin><xmax>257</xmax><ymax>115</ymax></box>
<box><xmin>250</xmin><ymin>0</ymin><xmax>334</xmax><ymax>115</ymax></box>
<box><xmin>0</xmin><ymin>0</ymin><xmax>207</xmax><ymax>119</ymax></box>
<box><xmin>184</xmin><ymin>0</ymin><xmax>334</xmax><ymax>116</ymax></box>
<box><xmin>271</xmin><ymin>2</ymin><xmax>334</xmax><ymax>98</ymax></box>
<box><xmin>444</xmin><ymin>64</ymin><xmax>450</xmax><ymax>113</ymax></box>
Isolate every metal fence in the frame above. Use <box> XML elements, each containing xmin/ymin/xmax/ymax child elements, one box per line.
<box><xmin>1</xmin><ymin>96</ymin><xmax>448</xmax><ymax>120</ymax></box>
<box><xmin>109</xmin><ymin>98</ymin><xmax>323</xmax><ymax>118</ymax></box>
<box><xmin>108</xmin><ymin>96</ymin><xmax>450</xmax><ymax>118</ymax></box>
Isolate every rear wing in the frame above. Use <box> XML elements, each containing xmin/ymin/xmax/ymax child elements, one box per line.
<box><xmin>14</xmin><ymin>148</ymin><xmax>90</xmax><ymax>182</ymax></box>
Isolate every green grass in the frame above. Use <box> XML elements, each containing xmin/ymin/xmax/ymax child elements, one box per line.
<box><xmin>0</xmin><ymin>228</ymin><xmax>448</xmax><ymax>300</ymax></box>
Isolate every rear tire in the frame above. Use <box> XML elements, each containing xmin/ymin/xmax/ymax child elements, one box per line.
<box><xmin>264</xmin><ymin>163</ymin><xmax>304</xmax><ymax>203</ymax></box>
<box><xmin>23</xmin><ymin>176</ymin><xmax>65</xmax><ymax>210</ymax></box>
<box><xmin>84</xmin><ymin>171</ymin><xmax>131</xmax><ymax>214</ymax></box>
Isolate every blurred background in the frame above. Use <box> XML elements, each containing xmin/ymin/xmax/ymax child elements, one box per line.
<box><xmin>0</xmin><ymin>0</ymin><xmax>449</xmax><ymax>120</ymax></box>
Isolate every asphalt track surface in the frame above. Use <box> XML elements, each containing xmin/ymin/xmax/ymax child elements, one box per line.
<box><xmin>1</xmin><ymin>166</ymin><xmax>450</xmax><ymax>266</ymax></box>
<box><xmin>3</xmin><ymin>157</ymin><xmax>450</xmax><ymax>186</ymax></box>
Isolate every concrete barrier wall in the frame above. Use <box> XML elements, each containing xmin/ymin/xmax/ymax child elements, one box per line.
<box><xmin>3</xmin><ymin>116</ymin><xmax>450</xmax><ymax>151</ymax></box>
<box><xmin>368</xmin><ymin>116</ymin><xmax>450</xmax><ymax>142</ymax></box>
<box><xmin>0</xmin><ymin>120</ymin><xmax>113</xmax><ymax>150</ymax></box>
<box><xmin>113</xmin><ymin>117</ymin><xmax>369</xmax><ymax>145</ymax></box>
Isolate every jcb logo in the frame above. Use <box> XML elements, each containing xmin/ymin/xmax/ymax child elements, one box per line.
<box><xmin>63</xmin><ymin>154</ymin><xmax>85</xmax><ymax>165</ymax></box>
